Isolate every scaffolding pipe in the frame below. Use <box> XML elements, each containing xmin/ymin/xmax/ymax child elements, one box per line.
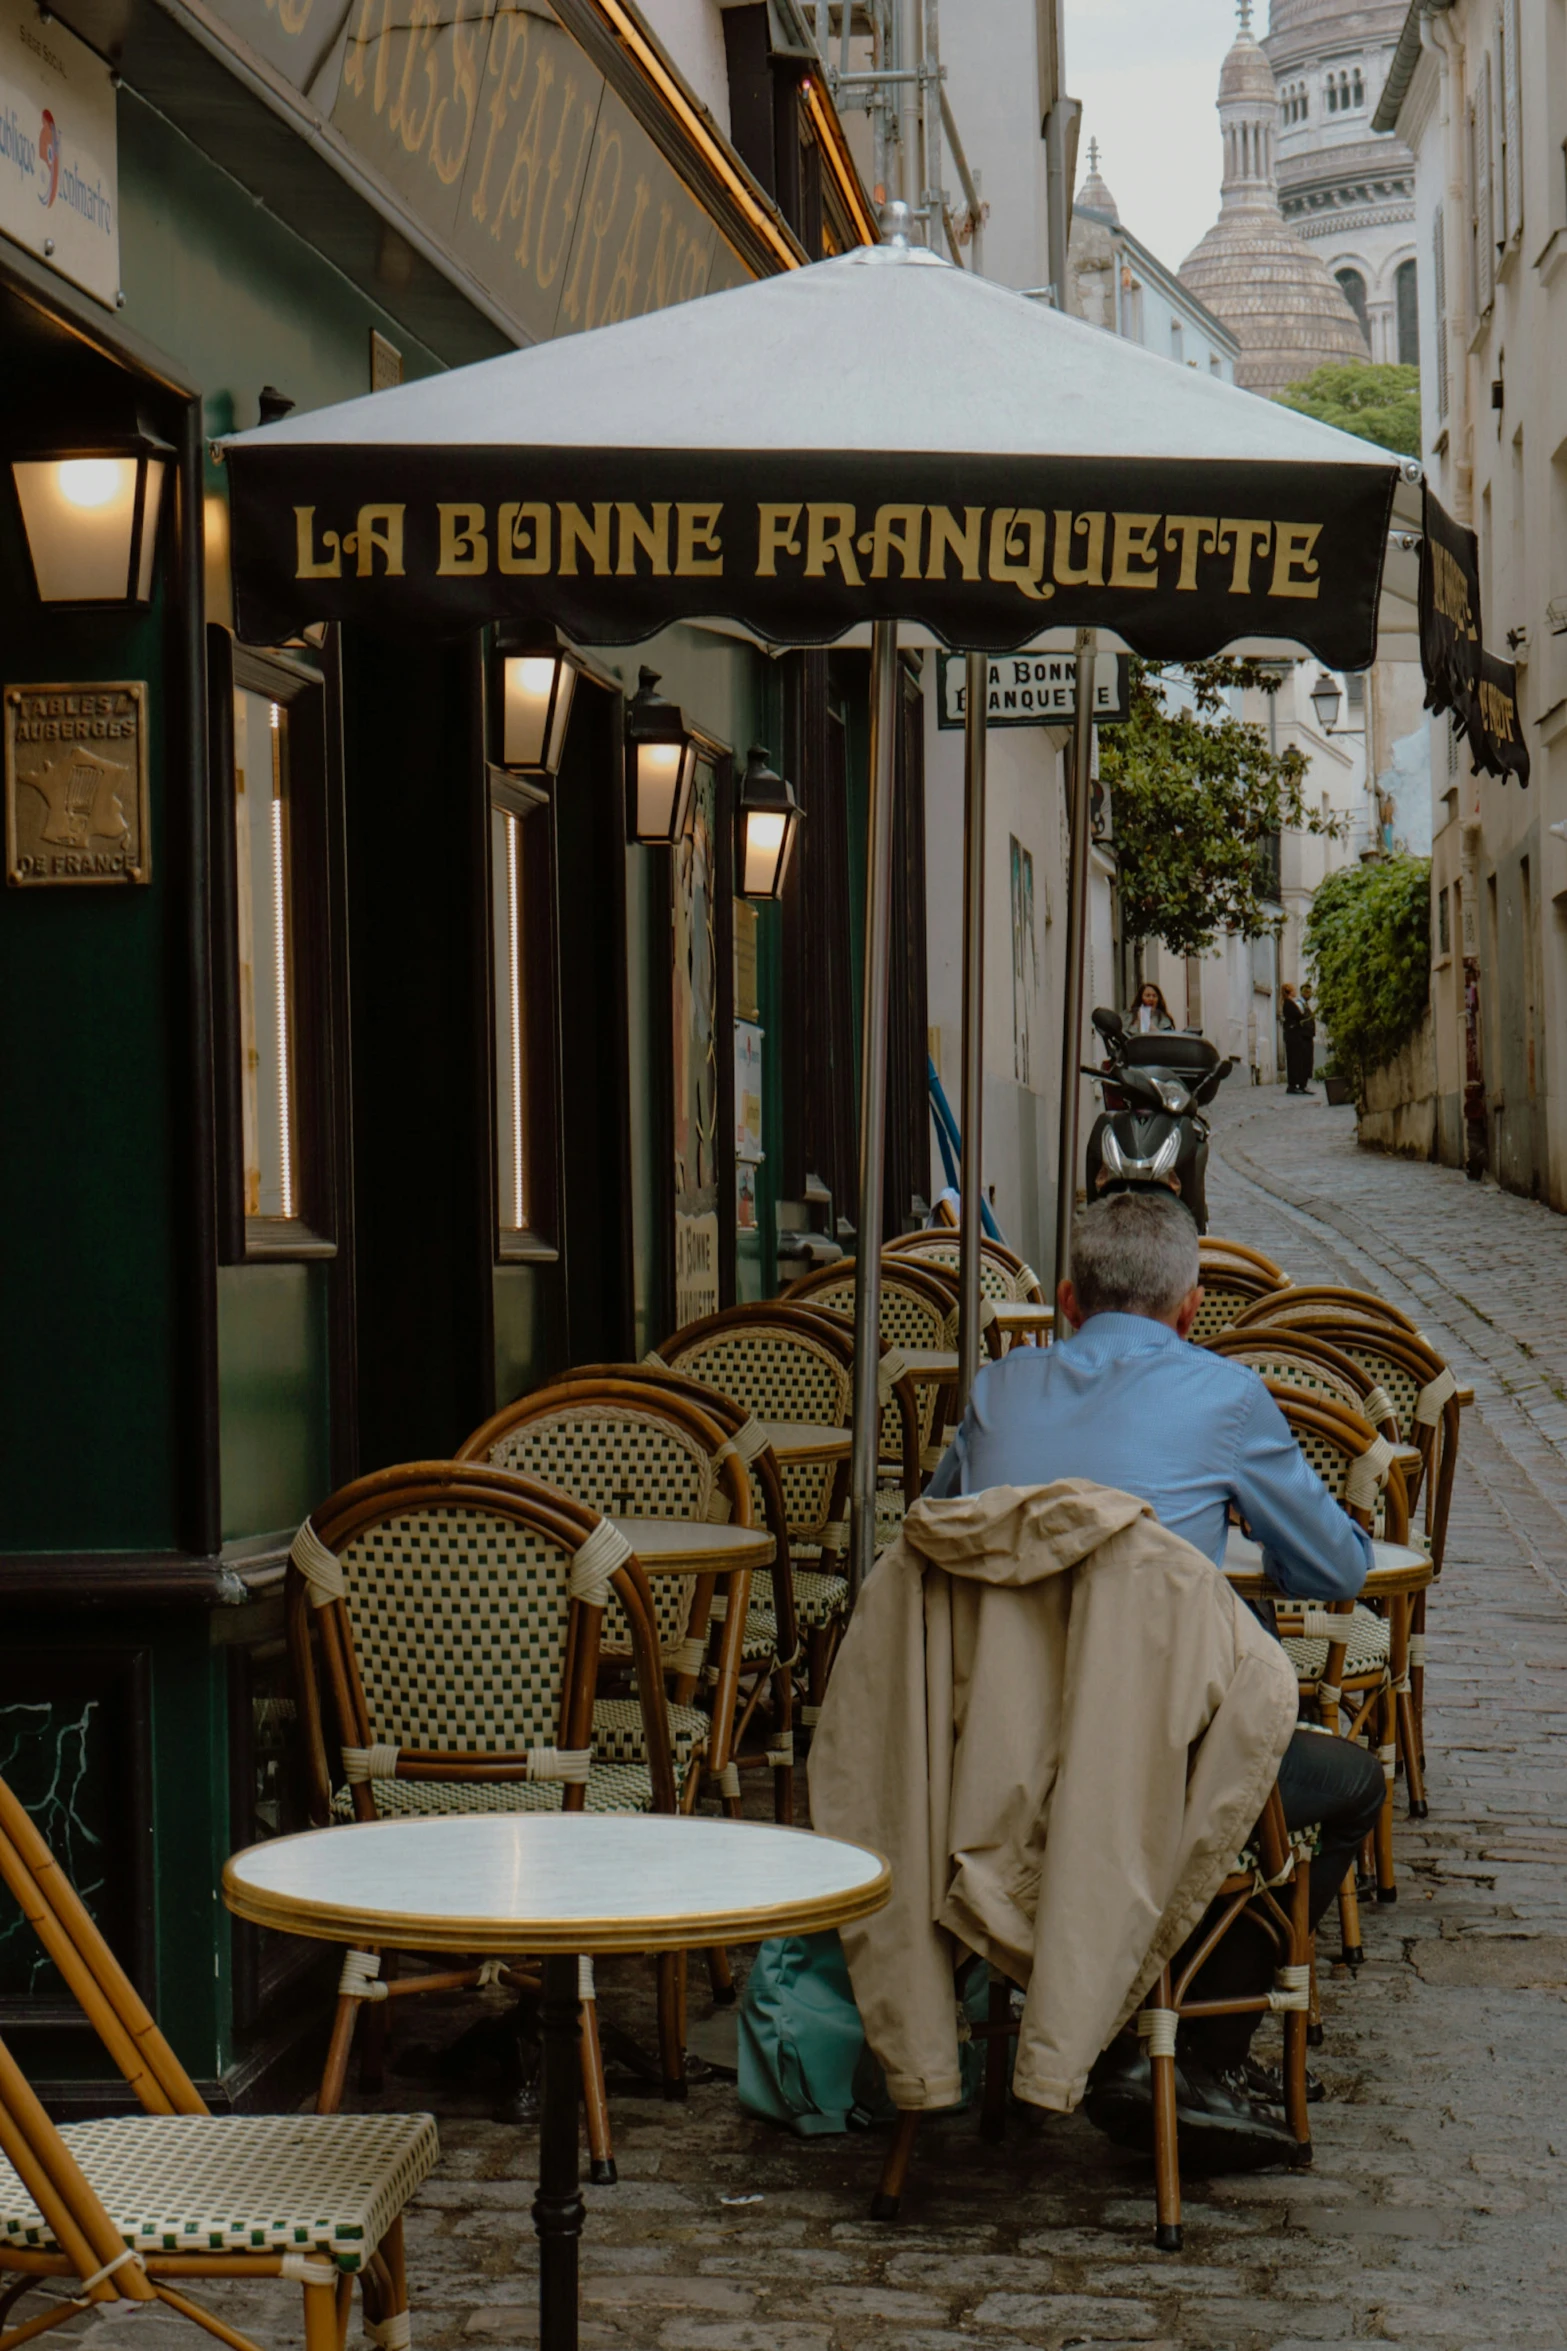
<box><xmin>940</xmin><ymin>88</ymin><xmax>982</xmax><ymax>272</ymax></box>
<box><xmin>848</xmin><ymin>619</ymin><xmax>901</xmax><ymax>1599</ymax></box>
<box><xmin>957</xmin><ymin>651</ymin><xmax>989</xmax><ymax>1406</ymax></box>
<box><xmin>1052</xmin><ymin>628</ymin><xmax>1098</xmax><ymax>1335</ymax></box>
<box><xmin>899</xmin><ymin>0</ymin><xmax>920</xmax><ymax>221</ymax></box>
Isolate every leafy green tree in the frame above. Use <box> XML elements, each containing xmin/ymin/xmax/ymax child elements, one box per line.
<box><xmin>1275</xmin><ymin>361</ymin><xmax>1421</xmax><ymax>456</ymax></box>
<box><xmin>1305</xmin><ymin>856</ymin><xmax>1431</xmax><ymax>1098</ymax></box>
<box><xmin>1100</xmin><ymin>659</ymin><xmax>1344</xmax><ymax>960</ymax></box>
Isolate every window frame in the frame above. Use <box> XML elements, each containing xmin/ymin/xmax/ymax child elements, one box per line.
<box><xmin>209</xmin><ymin>630</ymin><xmax>342</xmax><ymax>1265</ymax></box>
<box><xmin>487</xmin><ymin>761</ymin><xmax>564</xmax><ymax>1266</ymax></box>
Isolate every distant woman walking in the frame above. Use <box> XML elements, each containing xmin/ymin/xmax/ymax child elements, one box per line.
<box><xmin>1129</xmin><ymin>981</ymin><xmax>1175</xmax><ymax>1036</ymax></box>
<box><xmin>1281</xmin><ymin>982</ymin><xmax>1315</xmax><ymax>1095</ymax></box>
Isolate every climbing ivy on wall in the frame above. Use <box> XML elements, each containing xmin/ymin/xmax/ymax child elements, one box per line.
<box><xmin>1305</xmin><ymin>855</ymin><xmax>1432</xmax><ymax>1097</ymax></box>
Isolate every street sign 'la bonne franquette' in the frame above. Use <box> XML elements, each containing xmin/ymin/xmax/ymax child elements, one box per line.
<box><xmin>936</xmin><ymin>651</ymin><xmax>1131</xmax><ymax>731</ymax></box>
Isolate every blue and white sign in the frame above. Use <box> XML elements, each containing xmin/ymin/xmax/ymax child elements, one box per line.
<box><xmin>0</xmin><ymin>0</ymin><xmax>117</xmax><ymax>308</ymax></box>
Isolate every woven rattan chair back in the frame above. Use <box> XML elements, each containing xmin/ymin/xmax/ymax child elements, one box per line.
<box><xmin>455</xmin><ymin>1380</ymin><xmax>749</xmax><ymax>1660</ymax></box>
<box><xmin>1274</xmin><ymin>1317</ymin><xmax>1461</xmax><ymax>1565</ymax></box>
<box><xmin>1231</xmin><ymin>1285</ymin><xmax>1421</xmax><ymax>1337</ymax></box>
<box><xmin>0</xmin><ymin>1772</ymin><xmax>434</xmax><ymax>2351</ymax></box>
<box><xmin>1204</xmin><ymin>1327</ymin><xmax>1396</xmax><ymax>1436</ymax></box>
<box><xmin>1189</xmin><ymin>1264</ymin><xmax>1288</xmax><ymax>1344</ymax></box>
<box><xmin>1262</xmin><ymin>1384</ymin><xmax>1410</xmax><ymax>1542</ymax></box>
<box><xmin>287</xmin><ymin>1462</ymin><xmax>676</xmax><ymax>1824</ymax></box>
<box><xmin>655</xmin><ymin>1306</ymin><xmax>853</xmax><ymax>1546</ymax></box>
<box><xmin>1198</xmin><ymin>1237</ymin><xmax>1289</xmax><ymax>1287</ymax></box>
<box><xmin>780</xmin><ymin>1258</ymin><xmax>955</xmax><ymax>1462</ymax></box>
<box><xmin>886</xmin><ymin>1230</ymin><xmax>1045</xmax><ymax>1303</ymax></box>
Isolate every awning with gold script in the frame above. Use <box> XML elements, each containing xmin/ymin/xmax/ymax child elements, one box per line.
<box><xmin>222</xmin><ymin>241</ymin><xmax>1416</xmax><ymax>665</ymax></box>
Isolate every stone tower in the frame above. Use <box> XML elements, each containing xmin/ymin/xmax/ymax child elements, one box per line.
<box><xmin>1179</xmin><ymin>1</ymin><xmax>1366</xmax><ymax>398</ymax></box>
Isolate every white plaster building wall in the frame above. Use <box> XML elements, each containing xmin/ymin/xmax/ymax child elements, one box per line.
<box><xmin>640</xmin><ymin>0</ymin><xmax>732</xmax><ymax>136</ymax></box>
<box><xmin>934</xmin><ymin>0</ymin><xmax>1052</xmax><ymax>292</ymax></box>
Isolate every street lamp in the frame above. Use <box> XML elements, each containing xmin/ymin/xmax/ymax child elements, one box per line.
<box><xmin>11</xmin><ymin>426</ymin><xmax>173</xmax><ymax>606</ymax></box>
<box><xmin>495</xmin><ymin>637</ymin><xmax>581</xmax><ymax>776</ymax></box>
<box><xmin>736</xmin><ymin>743</ymin><xmax>804</xmax><ymax>899</ymax></box>
<box><xmin>625</xmin><ymin>667</ymin><xmax>697</xmax><ymax>845</ymax></box>
<box><xmin>1310</xmin><ymin>671</ymin><xmax>1343</xmax><ymax>732</ymax></box>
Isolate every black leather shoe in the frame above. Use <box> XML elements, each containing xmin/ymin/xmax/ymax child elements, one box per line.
<box><xmin>1084</xmin><ymin>2037</ymin><xmax>1302</xmax><ymax>2171</ymax></box>
<box><xmin>1244</xmin><ymin>2056</ymin><xmax>1325</xmax><ymax>2106</ymax></box>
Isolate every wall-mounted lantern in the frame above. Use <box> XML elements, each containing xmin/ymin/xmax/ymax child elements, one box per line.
<box><xmin>625</xmin><ymin>666</ymin><xmax>697</xmax><ymax>845</ymax></box>
<box><xmin>496</xmin><ymin>638</ymin><xmax>581</xmax><ymax>777</ymax></box>
<box><xmin>12</xmin><ymin>426</ymin><xmax>173</xmax><ymax>606</ymax></box>
<box><xmin>1309</xmin><ymin>671</ymin><xmax>1343</xmax><ymax>733</ymax></box>
<box><xmin>736</xmin><ymin>743</ymin><xmax>804</xmax><ymax>899</ymax></box>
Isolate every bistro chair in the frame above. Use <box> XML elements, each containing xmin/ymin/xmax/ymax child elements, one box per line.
<box><xmin>653</xmin><ymin>1304</ymin><xmax>920</xmax><ymax>1713</ymax></box>
<box><xmin>1188</xmin><ymin>1260</ymin><xmax>1291</xmax><ymax>1344</ymax></box>
<box><xmin>780</xmin><ymin>1256</ymin><xmax>985</xmax><ymax>1477</ymax></box>
<box><xmin>456</xmin><ymin>1378</ymin><xmax>755</xmax><ymax>1813</ymax></box>
<box><xmin>1199</xmin><ymin>1236</ymin><xmax>1290</xmax><ymax>1287</ymax></box>
<box><xmin>562</xmin><ymin>1362</ymin><xmax>803</xmax><ymax>1823</ymax></box>
<box><xmin>0</xmin><ymin>1769</ymin><xmax>437</xmax><ymax>2351</ymax></box>
<box><xmin>870</xmin><ymin>1786</ymin><xmax>1313</xmax><ymax>2251</ymax></box>
<box><xmin>1205</xmin><ymin>1325</ymin><xmax>1405</xmax><ymax>1442</ymax></box>
<box><xmin>285</xmin><ymin>1461</ymin><xmax>680</xmax><ymax>2166</ymax></box>
<box><xmin>1231</xmin><ymin>1284</ymin><xmax>1424</xmax><ymax>1339</ymax></box>
<box><xmin>886</xmin><ymin>1230</ymin><xmax>1047</xmax><ymax>1302</ymax></box>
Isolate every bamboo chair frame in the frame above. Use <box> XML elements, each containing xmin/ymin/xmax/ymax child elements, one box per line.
<box><xmin>1198</xmin><ymin>1237</ymin><xmax>1290</xmax><ymax>1287</ymax></box>
<box><xmin>779</xmin><ymin>1256</ymin><xmax>996</xmax><ymax>1474</ymax></box>
<box><xmin>1204</xmin><ymin>1325</ymin><xmax>1404</xmax><ymax>1443</ymax></box>
<box><xmin>1189</xmin><ymin>1264</ymin><xmax>1294</xmax><ymax>1344</ymax></box>
<box><xmin>558</xmin><ymin>1363</ymin><xmax>803</xmax><ymax>1825</ymax></box>
<box><xmin>0</xmin><ymin>1774</ymin><xmax>424</xmax><ymax>2351</ymax></box>
<box><xmin>1231</xmin><ymin>1284</ymin><xmax>1423</xmax><ymax>1338</ymax></box>
<box><xmin>870</xmin><ymin>1788</ymin><xmax>1312</xmax><ymax>2251</ymax></box>
<box><xmin>286</xmin><ymin>1462</ymin><xmax>679</xmax><ymax>2173</ymax></box>
<box><xmin>885</xmin><ymin>1230</ymin><xmax>1048</xmax><ymax>1302</ymax></box>
<box><xmin>457</xmin><ymin>1377</ymin><xmax>754</xmax><ymax>1809</ymax></box>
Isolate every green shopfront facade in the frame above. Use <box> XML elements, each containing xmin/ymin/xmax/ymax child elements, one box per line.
<box><xmin>0</xmin><ymin>0</ymin><xmax>926</xmax><ymax>2102</ymax></box>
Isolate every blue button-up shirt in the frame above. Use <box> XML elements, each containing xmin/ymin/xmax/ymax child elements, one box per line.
<box><xmin>927</xmin><ymin>1312</ymin><xmax>1370</xmax><ymax>1600</ymax></box>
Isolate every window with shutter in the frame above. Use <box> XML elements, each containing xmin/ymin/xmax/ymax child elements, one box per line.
<box><xmin>1433</xmin><ymin>208</ymin><xmax>1449</xmax><ymax>418</ymax></box>
<box><xmin>1501</xmin><ymin>0</ymin><xmax>1522</xmax><ymax>247</ymax></box>
<box><xmin>1472</xmin><ymin>51</ymin><xmax>1495</xmax><ymax>316</ymax></box>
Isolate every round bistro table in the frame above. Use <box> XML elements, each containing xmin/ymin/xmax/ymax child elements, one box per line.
<box><xmin>754</xmin><ymin>1419</ymin><xmax>853</xmax><ymax>1466</ymax></box>
<box><xmin>224</xmin><ymin>1815</ymin><xmax>889</xmax><ymax>2351</ymax></box>
<box><xmin>607</xmin><ymin>1518</ymin><xmax>775</xmax><ymax>1572</ymax></box>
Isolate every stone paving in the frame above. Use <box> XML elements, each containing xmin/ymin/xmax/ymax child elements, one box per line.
<box><xmin>67</xmin><ymin>1086</ymin><xmax>1567</xmax><ymax>2351</ymax></box>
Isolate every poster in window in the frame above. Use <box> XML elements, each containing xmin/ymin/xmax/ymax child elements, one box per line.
<box><xmin>673</xmin><ymin>758</ymin><xmax>720</xmax><ymax>1324</ymax></box>
<box><xmin>735</xmin><ymin>1020</ymin><xmax>764</xmax><ymax>1164</ymax></box>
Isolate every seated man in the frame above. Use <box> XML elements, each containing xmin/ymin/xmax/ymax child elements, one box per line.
<box><xmin>927</xmin><ymin>1188</ymin><xmax>1386</xmax><ymax>2163</ymax></box>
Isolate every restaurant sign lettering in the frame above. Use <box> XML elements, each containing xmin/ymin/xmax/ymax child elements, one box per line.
<box><xmin>0</xmin><ymin>0</ymin><xmax>118</xmax><ymax>308</ymax></box>
<box><xmin>1417</xmin><ymin>484</ymin><xmax>1529</xmax><ymax>784</ymax></box>
<box><xmin>936</xmin><ymin>650</ymin><xmax>1129</xmax><ymax>729</ymax></box>
<box><xmin>5</xmin><ymin>682</ymin><xmax>149</xmax><ymax>886</ymax></box>
<box><xmin>227</xmin><ymin>454</ymin><xmax>1397</xmax><ymax>666</ymax></box>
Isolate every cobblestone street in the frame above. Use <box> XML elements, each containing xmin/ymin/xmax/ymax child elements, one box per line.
<box><xmin>79</xmin><ymin>1089</ymin><xmax>1567</xmax><ymax>2351</ymax></box>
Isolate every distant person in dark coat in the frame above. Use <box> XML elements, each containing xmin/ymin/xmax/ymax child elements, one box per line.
<box><xmin>1281</xmin><ymin>983</ymin><xmax>1315</xmax><ymax>1094</ymax></box>
<box><xmin>1129</xmin><ymin>981</ymin><xmax>1176</xmax><ymax>1036</ymax></box>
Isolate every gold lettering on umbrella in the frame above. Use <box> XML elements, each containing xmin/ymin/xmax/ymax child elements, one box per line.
<box><xmin>601</xmin><ymin>174</ymin><xmax>653</xmax><ymax>325</ymax></box>
<box><xmin>676</xmin><ymin>504</ymin><xmax>724</xmax><ymax>576</ymax></box>
<box><xmin>438</xmin><ymin>504</ymin><xmax>490</xmax><ymax>575</ymax></box>
<box><xmin>1217</xmin><ymin>518</ymin><xmax>1272</xmax><ymax>594</ymax></box>
<box><xmin>536</xmin><ymin>79</ymin><xmax>592</xmax><ymax>292</ymax></box>
<box><xmin>1051</xmin><ymin>510</ymin><xmax>1105</xmax><ymax>588</ymax></box>
<box><xmin>497</xmin><ymin>501</ymin><xmax>551</xmax><ymax>574</ymax></box>
<box><xmin>342</xmin><ymin>506</ymin><xmax>406</xmax><ymax>577</ymax></box>
<box><xmin>500</xmin><ymin>50</ymin><xmax>558</xmax><ymax>264</ymax></box>
<box><xmin>989</xmin><ymin>509</ymin><xmax>1051</xmax><ymax>600</ymax></box>
<box><xmin>855</xmin><ymin>505</ymin><xmax>925</xmax><ymax>580</ymax></box>
<box><xmin>390</xmin><ymin>0</ymin><xmax>441</xmax><ymax>154</ymax></box>
<box><xmin>1109</xmin><ymin>512</ymin><xmax>1161</xmax><ymax>589</ymax></box>
<box><xmin>925</xmin><ymin>506</ymin><xmax>983</xmax><ymax>581</ymax></box>
<box><xmin>470</xmin><ymin>7</ymin><xmax>534</xmax><ymax>233</ymax></box>
<box><xmin>1430</xmin><ymin>541</ymin><xmax>1477</xmax><ymax>636</ymax></box>
<box><xmin>560</xmin><ymin>126</ymin><xmax>625</xmax><ymax>329</ymax></box>
<box><xmin>559</xmin><ymin>503</ymin><xmax>614</xmax><ymax>574</ymax></box>
<box><xmin>1269</xmin><ymin>521</ymin><xmax>1322</xmax><ymax>598</ymax></box>
<box><xmin>804</xmin><ymin>504</ymin><xmax>862</xmax><ymax>586</ymax></box>
<box><xmin>295</xmin><ymin>509</ymin><xmax>343</xmax><ymax>579</ymax></box>
<box><xmin>756</xmin><ymin>505</ymin><xmax>803</xmax><ymax>575</ymax></box>
<box><xmin>646</xmin><ymin>203</ymin><xmax>690</xmax><ymax>313</ymax></box>
<box><xmin>617</xmin><ymin>503</ymin><xmax>671</xmax><ymax>575</ymax></box>
<box><xmin>1163</xmin><ymin>515</ymin><xmax>1219</xmax><ymax>590</ymax></box>
<box><xmin>429</xmin><ymin>0</ymin><xmax>486</xmax><ymax>187</ymax></box>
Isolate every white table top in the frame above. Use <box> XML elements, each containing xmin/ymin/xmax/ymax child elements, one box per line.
<box><xmin>991</xmin><ymin>1302</ymin><xmax>1051</xmax><ymax>1327</ymax></box>
<box><xmin>223</xmin><ymin>1815</ymin><xmax>890</xmax><ymax>1955</ymax></box>
<box><xmin>610</xmin><ymin>1518</ymin><xmax>774</xmax><ymax>1573</ymax></box>
<box><xmin>756</xmin><ymin>1420</ymin><xmax>852</xmax><ymax>1463</ymax></box>
<box><xmin>1224</xmin><ymin>1533</ymin><xmax>1431</xmax><ymax>1578</ymax></box>
<box><xmin>899</xmin><ymin>1348</ymin><xmax>958</xmax><ymax>1381</ymax></box>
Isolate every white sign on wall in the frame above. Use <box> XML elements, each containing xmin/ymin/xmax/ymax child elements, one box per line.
<box><xmin>0</xmin><ymin>0</ymin><xmax>118</xmax><ymax>309</ymax></box>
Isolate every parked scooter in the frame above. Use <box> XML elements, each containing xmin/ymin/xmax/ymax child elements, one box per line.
<box><xmin>1083</xmin><ymin>1008</ymin><xmax>1233</xmax><ymax>1234</ymax></box>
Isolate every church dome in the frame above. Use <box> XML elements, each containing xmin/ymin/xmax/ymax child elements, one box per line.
<box><xmin>1075</xmin><ymin>136</ymin><xmax>1118</xmax><ymax>219</ymax></box>
<box><xmin>1179</xmin><ymin>3</ymin><xmax>1366</xmax><ymax>398</ymax></box>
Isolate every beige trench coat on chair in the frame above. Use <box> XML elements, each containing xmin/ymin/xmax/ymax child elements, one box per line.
<box><xmin>809</xmin><ymin>1482</ymin><xmax>1298</xmax><ymax>2113</ymax></box>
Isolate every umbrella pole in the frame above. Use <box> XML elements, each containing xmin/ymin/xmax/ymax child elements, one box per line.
<box><xmin>849</xmin><ymin>618</ymin><xmax>901</xmax><ymax>1603</ymax></box>
<box><xmin>957</xmin><ymin>652</ymin><xmax>988</xmax><ymax>1408</ymax></box>
<box><xmin>1052</xmin><ymin>627</ymin><xmax>1098</xmax><ymax>1339</ymax></box>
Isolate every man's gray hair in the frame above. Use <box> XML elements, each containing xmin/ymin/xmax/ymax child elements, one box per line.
<box><xmin>1070</xmin><ymin>1190</ymin><xmax>1200</xmax><ymax>1320</ymax></box>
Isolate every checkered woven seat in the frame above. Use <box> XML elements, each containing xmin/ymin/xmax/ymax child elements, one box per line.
<box><xmin>1213</xmin><ymin>1345</ymin><xmax>1367</xmax><ymax>1419</ymax></box>
<box><xmin>799</xmin><ymin>1272</ymin><xmax>949</xmax><ymax>1464</ymax></box>
<box><xmin>1190</xmin><ymin>1282</ymin><xmax>1269</xmax><ymax>1343</ymax></box>
<box><xmin>332</xmin><ymin>1760</ymin><xmax>658</xmax><ymax>1818</ymax></box>
<box><xmin>0</xmin><ymin>2111</ymin><xmax>439</xmax><ymax>2271</ymax></box>
<box><xmin>593</xmin><ymin>1697</ymin><xmax>707</xmax><ymax>1770</ymax></box>
<box><xmin>1280</xmin><ymin>1602</ymin><xmax>1392</xmax><ymax>1682</ymax></box>
<box><xmin>666</xmin><ymin>1327</ymin><xmax>850</xmax><ymax>1551</ymax></box>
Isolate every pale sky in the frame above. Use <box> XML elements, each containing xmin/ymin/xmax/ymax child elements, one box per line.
<box><xmin>1065</xmin><ymin>0</ymin><xmax>1250</xmax><ymax>279</ymax></box>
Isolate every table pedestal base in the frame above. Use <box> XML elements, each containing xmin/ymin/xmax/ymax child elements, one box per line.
<box><xmin>533</xmin><ymin>1952</ymin><xmax>585</xmax><ymax>2351</ymax></box>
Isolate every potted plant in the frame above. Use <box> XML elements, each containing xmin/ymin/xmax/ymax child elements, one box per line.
<box><xmin>1317</xmin><ymin>1057</ymin><xmax>1354</xmax><ymax>1108</ymax></box>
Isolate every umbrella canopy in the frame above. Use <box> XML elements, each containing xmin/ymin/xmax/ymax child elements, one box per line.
<box><xmin>223</xmin><ymin>241</ymin><xmax>1416</xmax><ymax>666</ymax></box>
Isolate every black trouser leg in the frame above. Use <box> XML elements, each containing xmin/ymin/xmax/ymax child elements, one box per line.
<box><xmin>1177</xmin><ymin>1730</ymin><xmax>1386</xmax><ymax>2070</ymax></box>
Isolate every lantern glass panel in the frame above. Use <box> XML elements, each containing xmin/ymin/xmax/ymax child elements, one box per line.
<box><xmin>636</xmin><ymin>740</ymin><xmax>688</xmax><ymax>840</ymax></box>
<box><xmin>502</xmin><ymin>656</ymin><xmax>560</xmax><ymax>770</ymax></box>
<box><xmin>135</xmin><ymin>463</ymin><xmax>167</xmax><ymax>602</ymax></box>
<box><xmin>741</xmin><ymin>809</ymin><xmax>788</xmax><ymax>896</ymax></box>
<box><xmin>545</xmin><ymin>662</ymin><xmax>577</xmax><ymax>772</ymax></box>
<box><xmin>13</xmin><ymin>457</ymin><xmax>146</xmax><ymax>602</ymax></box>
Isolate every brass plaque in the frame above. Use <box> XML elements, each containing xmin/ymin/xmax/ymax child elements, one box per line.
<box><xmin>5</xmin><ymin>683</ymin><xmax>150</xmax><ymax>886</ymax></box>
